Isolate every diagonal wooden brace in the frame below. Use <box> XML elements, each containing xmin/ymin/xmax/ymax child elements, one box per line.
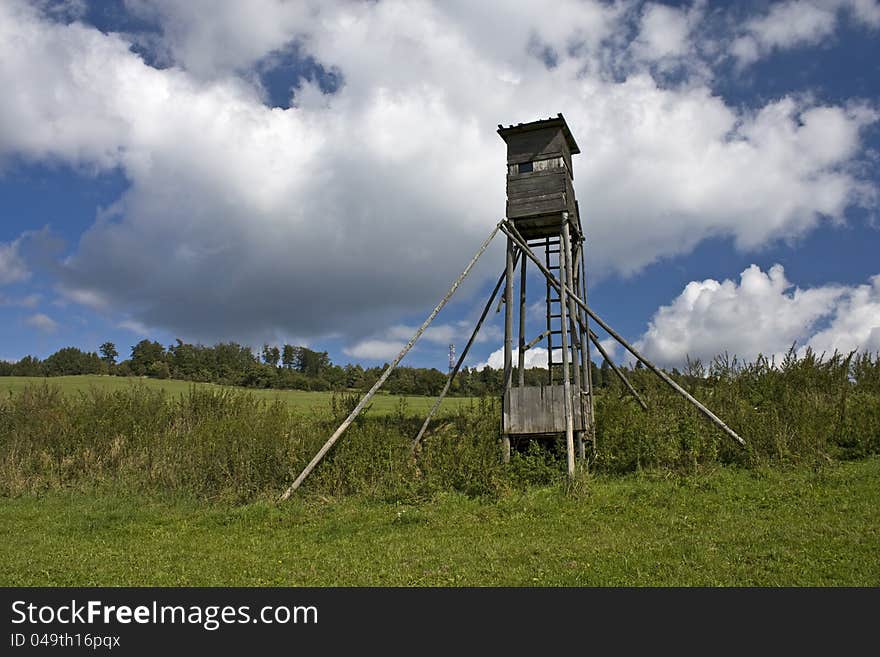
<box><xmin>500</xmin><ymin>220</ymin><xmax>746</xmax><ymax>448</ymax></box>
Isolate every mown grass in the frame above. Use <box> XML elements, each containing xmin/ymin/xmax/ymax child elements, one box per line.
<box><xmin>2</xmin><ymin>459</ymin><xmax>877</xmax><ymax>586</ymax></box>
<box><xmin>0</xmin><ymin>375</ymin><xmax>474</xmax><ymax>415</ymax></box>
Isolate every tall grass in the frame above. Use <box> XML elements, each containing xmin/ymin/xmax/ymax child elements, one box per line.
<box><xmin>596</xmin><ymin>349</ymin><xmax>880</xmax><ymax>472</ymax></box>
<box><xmin>2</xmin><ymin>350</ymin><xmax>878</xmax><ymax>501</ymax></box>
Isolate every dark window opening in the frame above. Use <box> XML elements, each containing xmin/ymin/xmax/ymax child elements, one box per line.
<box><xmin>517</xmin><ymin>161</ymin><xmax>533</xmax><ymax>174</ymax></box>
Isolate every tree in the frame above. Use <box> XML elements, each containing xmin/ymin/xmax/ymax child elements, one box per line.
<box><xmin>168</xmin><ymin>339</ymin><xmax>200</xmax><ymax>379</ymax></box>
<box><xmin>296</xmin><ymin>347</ymin><xmax>330</xmax><ymax>377</ymax></box>
<box><xmin>130</xmin><ymin>340</ymin><xmax>166</xmax><ymax>376</ymax></box>
<box><xmin>148</xmin><ymin>361</ymin><xmax>170</xmax><ymax>379</ymax></box>
<box><xmin>212</xmin><ymin>342</ymin><xmax>258</xmax><ymax>382</ymax></box>
<box><xmin>282</xmin><ymin>344</ymin><xmax>296</xmax><ymax>369</ymax></box>
<box><xmin>262</xmin><ymin>344</ymin><xmax>280</xmax><ymax>367</ymax></box>
<box><xmin>44</xmin><ymin>347</ymin><xmax>102</xmax><ymax>376</ymax></box>
<box><xmin>343</xmin><ymin>363</ymin><xmax>364</xmax><ymax>388</ymax></box>
<box><xmin>99</xmin><ymin>341</ymin><xmax>118</xmax><ymax>365</ymax></box>
<box><xmin>12</xmin><ymin>355</ymin><xmax>44</xmax><ymax>376</ymax></box>
<box><xmin>600</xmin><ymin>359</ymin><xmax>610</xmax><ymax>388</ymax></box>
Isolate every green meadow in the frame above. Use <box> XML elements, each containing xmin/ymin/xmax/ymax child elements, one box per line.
<box><xmin>2</xmin><ymin>459</ymin><xmax>877</xmax><ymax>586</ymax></box>
<box><xmin>0</xmin><ymin>375</ymin><xmax>473</xmax><ymax>415</ymax></box>
<box><xmin>2</xmin><ymin>350</ymin><xmax>879</xmax><ymax>586</ymax></box>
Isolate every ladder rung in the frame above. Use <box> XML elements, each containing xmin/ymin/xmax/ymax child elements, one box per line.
<box><xmin>549</xmin><ymin>314</ymin><xmax>562</xmax><ymax>319</ymax></box>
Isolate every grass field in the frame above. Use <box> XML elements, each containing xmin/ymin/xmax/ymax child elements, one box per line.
<box><xmin>0</xmin><ymin>375</ymin><xmax>473</xmax><ymax>415</ymax></box>
<box><xmin>2</xmin><ymin>458</ymin><xmax>878</xmax><ymax>586</ymax></box>
<box><xmin>3</xmin><ymin>360</ymin><xmax>879</xmax><ymax>586</ymax></box>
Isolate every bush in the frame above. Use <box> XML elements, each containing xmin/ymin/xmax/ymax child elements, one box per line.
<box><xmin>148</xmin><ymin>361</ymin><xmax>171</xmax><ymax>379</ymax></box>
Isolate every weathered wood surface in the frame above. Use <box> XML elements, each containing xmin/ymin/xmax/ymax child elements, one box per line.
<box><xmin>502</xmin><ymin>236</ymin><xmax>515</xmax><ymax>463</ymax></box>
<box><xmin>559</xmin><ymin>216</ymin><xmax>576</xmax><ymax>476</ymax></box>
<box><xmin>507</xmin><ymin>171</ymin><xmax>564</xmax><ymax>197</ymax></box>
<box><xmin>518</xmin><ymin>253</ymin><xmax>527</xmax><ymax>387</ymax></box>
<box><xmin>503</xmin><ymin>385</ymin><xmax>585</xmax><ymax>434</ymax></box>
<box><xmin>544</xmin><ymin>237</ymin><xmax>554</xmax><ymax>384</ymax></box>
<box><xmin>564</xmin><ymin>219</ymin><xmax>584</xmax><ymax>461</ymax></box>
<box><xmin>507</xmin><ymin>190</ymin><xmax>565</xmax><ymax>204</ymax></box>
<box><xmin>507</xmin><ymin>156</ymin><xmax>565</xmax><ymax>176</ymax></box>
<box><xmin>564</xmin><ymin>175</ymin><xmax>576</xmax><ymax>213</ymax></box>
<box><xmin>501</xmin><ymin>127</ymin><xmax>570</xmax><ymax>165</ymax></box>
<box><xmin>508</xmin><ymin>213</ymin><xmax>579</xmax><ymax>240</ymax></box>
<box><xmin>498</xmin><ymin>116</ymin><xmax>578</xmax><ymax>180</ymax></box>
<box><xmin>507</xmin><ymin>168</ymin><xmax>565</xmax><ymax>188</ymax></box>
<box><xmin>505</xmin><ymin>174</ymin><xmax>577</xmax><ymax>228</ymax></box>
<box><xmin>576</xmin><ymin>239</ymin><xmax>596</xmax><ymax>457</ymax></box>
<box><xmin>503</xmin><ymin>238</ymin><xmax>515</xmax><ymax>390</ymax></box>
<box><xmin>525</xmin><ymin>329</ymin><xmax>550</xmax><ymax>351</ymax></box>
<box><xmin>507</xmin><ymin>197</ymin><xmax>566</xmax><ymax>220</ymax></box>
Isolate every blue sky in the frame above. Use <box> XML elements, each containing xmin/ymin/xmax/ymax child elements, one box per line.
<box><xmin>1</xmin><ymin>0</ymin><xmax>878</xmax><ymax>370</ymax></box>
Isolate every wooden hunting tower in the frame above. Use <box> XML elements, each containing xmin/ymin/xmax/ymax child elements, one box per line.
<box><xmin>279</xmin><ymin>113</ymin><xmax>746</xmax><ymax>498</ymax></box>
<box><xmin>498</xmin><ymin>114</ymin><xmax>594</xmax><ymax>469</ymax></box>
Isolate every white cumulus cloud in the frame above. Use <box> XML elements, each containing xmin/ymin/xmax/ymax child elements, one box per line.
<box><xmin>806</xmin><ymin>275</ymin><xmax>880</xmax><ymax>355</ymax></box>
<box><xmin>731</xmin><ymin>0</ymin><xmax>880</xmax><ymax>66</ymax></box>
<box><xmin>25</xmin><ymin>312</ymin><xmax>59</xmax><ymax>333</ymax></box>
<box><xmin>474</xmin><ymin>346</ymin><xmax>562</xmax><ymax>371</ymax></box>
<box><xmin>0</xmin><ymin>238</ymin><xmax>28</xmax><ymax>285</ymax></box>
<box><xmin>0</xmin><ymin>0</ymin><xmax>876</xmax><ymax>354</ymax></box>
<box><xmin>632</xmin><ymin>2</ymin><xmax>698</xmax><ymax>62</ymax></box>
<box><xmin>343</xmin><ymin>338</ymin><xmax>406</xmax><ymax>362</ymax></box>
<box><xmin>636</xmin><ymin>264</ymin><xmax>880</xmax><ymax>367</ymax></box>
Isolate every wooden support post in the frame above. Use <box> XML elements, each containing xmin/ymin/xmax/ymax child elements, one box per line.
<box><xmin>563</xmin><ymin>220</ymin><xmax>583</xmax><ymax>463</ymax></box>
<box><xmin>412</xmin><ymin>258</ymin><xmax>514</xmax><ymax>451</ymax></box>
<box><xmin>278</xmin><ymin>222</ymin><xmax>502</xmax><ymax>500</ymax></box>
<box><xmin>545</xmin><ymin>237</ymin><xmax>553</xmax><ymax>385</ymax></box>
<box><xmin>518</xmin><ymin>252</ymin><xmax>527</xmax><ymax>387</ymax></box>
<box><xmin>524</xmin><ymin>329</ymin><xmax>550</xmax><ymax>351</ymax></box>
<box><xmin>559</xmin><ymin>215</ymin><xmax>576</xmax><ymax>477</ymax></box>
<box><xmin>499</xmin><ymin>220</ymin><xmax>747</xmax><ymax>449</ymax></box>
<box><xmin>584</xmin><ymin>305</ymin><xmax>747</xmax><ymax>447</ymax></box>
<box><xmin>502</xmin><ymin>236</ymin><xmax>514</xmax><ymax>463</ymax></box>
<box><xmin>577</xmin><ymin>242</ymin><xmax>595</xmax><ymax>459</ymax></box>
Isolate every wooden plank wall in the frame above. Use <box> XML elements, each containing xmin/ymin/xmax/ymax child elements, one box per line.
<box><xmin>503</xmin><ymin>384</ymin><xmax>585</xmax><ymax>434</ymax></box>
<box><xmin>506</xmin><ymin>170</ymin><xmax>566</xmax><ymax>219</ymax></box>
<box><xmin>504</xmin><ymin>128</ymin><xmax>572</xmax><ymax>170</ymax></box>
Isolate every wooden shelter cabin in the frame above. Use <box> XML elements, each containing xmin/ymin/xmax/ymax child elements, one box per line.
<box><xmin>500</xmin><ymin>115</ymin><xmax>580</xmax><ymax>239</ymax></box>
<box><xmin>497</xmin><ymin>114</ymin><xmax>595</xmax><ymax>464</ymax></box>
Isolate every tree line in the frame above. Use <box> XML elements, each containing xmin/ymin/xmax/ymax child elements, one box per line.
<box><xmin>0</xmin><ymin>339</ymin><xmax>474</xmax><ymax>396</ymax></box>
<box><xmin>0</xmin><ymin>338</ymin><xmax>651</xmax><ymax>397</ymax></box>
<box><xmin>4</xmin><ymin>337</ymin><xmax>869</xmax><ymax>400</ymax></box>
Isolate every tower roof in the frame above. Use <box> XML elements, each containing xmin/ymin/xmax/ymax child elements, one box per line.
<box><xmin>497</xmin><ymin>113</ymin><xmax>580</xmax><ymax>155</ymax></box>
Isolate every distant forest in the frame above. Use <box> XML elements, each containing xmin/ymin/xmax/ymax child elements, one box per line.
<box><xmin>0</xmin><ymin>339</ymin><xmax>621</xmax><ymax>397</ymax></box>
